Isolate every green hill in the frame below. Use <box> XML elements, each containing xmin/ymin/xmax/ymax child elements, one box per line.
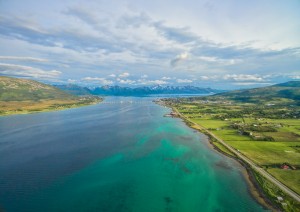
<box><xmin>276</xmin><ymin>81</ymin><xmax>300</xmax><ymax>87</ymax></box>
<box><xmin>0</xmin><ymin>76</ymin><xmax>101</xmax><ymax>115</ymax></box>
<box><xmin>0</xmin><ymin>76</ymin><xmax>76</xmax><ymax>101</ymax></box>
<box><xmin>211</xmin><ymin>81</ymin><xmax>300</xmax><ymax>104</ymax></box>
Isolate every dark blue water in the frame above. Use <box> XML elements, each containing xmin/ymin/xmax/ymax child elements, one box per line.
<box><xmin>0</xmin><ymin>97</ymin><xmax>265</xmax><ymax>211</ymax></box>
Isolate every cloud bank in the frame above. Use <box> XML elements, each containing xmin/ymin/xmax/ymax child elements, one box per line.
<box><xmin>0</xmin><ymin>0</ymin><xmax>299</xmax><ymax>88</ymax></box>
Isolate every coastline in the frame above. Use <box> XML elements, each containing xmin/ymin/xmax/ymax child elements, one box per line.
<box><xmin>0</xmin><ymin>98</ymin><xmax>102</xmax><ymax>117</ymax></box>
<box><xmin>164</xmin><ymin>105</ymin><xmax>279</xmax><ymax>211</ymax></box>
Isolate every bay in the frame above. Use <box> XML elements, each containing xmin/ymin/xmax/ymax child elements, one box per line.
<box><xmin>0</xmin><ymin>97</ymin><xmax>265</xmax><ymax>211</ymax></box>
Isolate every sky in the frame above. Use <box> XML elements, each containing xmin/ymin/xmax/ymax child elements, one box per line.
<box><xmin>0</xmin><ymin>0</ymin><xmax>299</xmax><ymax>89</ymax></box>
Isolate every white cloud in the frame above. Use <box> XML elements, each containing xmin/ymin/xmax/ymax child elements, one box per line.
<box><xmin>198</xmin><ymin>56</ymin><xmax>217</xmax><ymax>62</ymax></box>
<box><xmin>170</xmin><ymin>52</ymin><xmax>189</xmax><ymax>67</ymax></box>
<box><xmin>118</xmin><ymin>79</ymin><xmax>135</xmax><ymax>84</ymax></box>
<box><xmin>162</xmin><ymin>76</ymin><xmax>171</xmax><ymax>80</ymax></box>
<box><xmin>82</xmin><ymin>77</ymin><xmax>113</xmax><ymax>85</ymax></box>
<box><xmin>179</xmin><ymin>52</ymin><xmax>188</xmax><ymax>59</ymax></box>
<box><xmin>67</xmin><ymin>79</ymin><xmax>77</xmax><ymax>83</ymax></box>
<box><xmin>199</xmin><ymin>76</ymin><xmax>211</xmax><ymax>80</ymax></box>
<box><xmin>141</xmin><ymin>74</ymin><xmax>148</xmax><ymax>79</ymax></box>
<box><xmin>0</xmin><ymin>1</ymin><xmax>299</xmax><ymax>88</ymax></box>
<box><xmin>223</xmin><ymin>74</ymin><xmax>264</xmax><ymax>82</ymax></box>
<box><xmin>291</xmin><ymin>75</ymin><xmax>300</xmax><ymax>79</ymax></box>
<box><xmin>0</xmin><ymin>63</ymin><xmax>61</xmax><ymax>79</ymax></box>
<box><xmin>119</xmin><ymin>72</ymin><xmax>130</xmax><ymax>78</ymax></box>
<box><xmin>150</xmin><ymin>80</ymin><xmax>168</xmax><ymax>85</ymax></box>
<box><xmin>233</xmin><ymin>82</ymin><xmax>273</xmax><ymax>86</ymax></box>
<box><xmin>138</xmin><ymin>79</ymin><xmax>168</xmax><ymax>85</ymax></box>
<box><xmin>198</xmin><ymin>74</ymin><xmax>270</xmax><ymax>83</ymax></box>
<box><xmin>0</xmin><ymin>56</ymin><xmax>48</xmax><ymax>62</ymax></box>
<box><xmin>177</xmin><ymin>79</ymin><xmax>193</xmax><ymax>83</ymax></box>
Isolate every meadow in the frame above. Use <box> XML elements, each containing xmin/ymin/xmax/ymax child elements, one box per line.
<box><xmin>0</xmin><ymin>96</ymin><xmax>101</xmax><ymax>116</ymax></box>
<box><xmin>161</xmin><ymin>97</ymin><xmax>300</xmax><ymax>210</ymax></box>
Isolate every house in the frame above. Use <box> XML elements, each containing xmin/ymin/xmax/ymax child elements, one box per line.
<box><xmin>281</xmin><ymin>164</ymin><xmax>290</xmax><ymax>170</ymax></box>
<box><xmin>277</xmin><ymin>196</ymin><xmax>283</xmax><ymax>201</ymax></box>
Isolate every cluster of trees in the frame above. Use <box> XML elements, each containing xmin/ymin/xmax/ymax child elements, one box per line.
<box><xmin>231</xmin><ymin>122</ymin><xmax>277</xmax><ymax>132</ymax></box>
<box><xmin>230</xmin><ymin>122</ymin><xmax>275</xmax><ymax>141</ymax></box>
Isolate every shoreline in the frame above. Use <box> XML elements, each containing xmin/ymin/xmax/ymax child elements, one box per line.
<box><xmin>165</xmin><ymin>105</ymin><xmax>278</xmax><ymax>211</ymax></box>
<box><xmin>0</xmin><ymin>99</ymin><xmax>102</xmax><ymax>117</ymax></box>
<box><xmin>192</xmin><ymin>121</ymin><xmax>276</xmax><ymax>210</ymax></box>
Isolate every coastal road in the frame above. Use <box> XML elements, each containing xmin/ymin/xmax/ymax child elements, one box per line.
<box><xmin>174</xmin><ymin>108</ymin><xmax>300</xmax><ymax>203</ymax></box>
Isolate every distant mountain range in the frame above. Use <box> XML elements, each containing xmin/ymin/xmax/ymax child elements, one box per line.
<box><xmin>54</xmin><ymin>84</ymin><xmax>92</xmax><ymax>96</ymax></box>
<box><xmin>54</xmin><ymin>84</ymin><xmax>225</xmax><ymax>96</ymax></box>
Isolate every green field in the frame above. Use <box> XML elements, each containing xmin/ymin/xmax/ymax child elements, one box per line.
<box><xmin>213</xmin><ymin>141</ymin><xmax>236</xmax><ymax>157</ymax></box>
<box><xmin>161</xmin><ymin>82</ymin><xmax>300</xmax><ymax>210</ymax></box>
<box><xmin>171</xmin><ymin>101</ymin><xmax>300</xmax><ymax>210</ymax></box>
<box><xmin>268</xmin><ymin>168</ymin><xmax>300</xmax><ymax>195</ymax></box>
<box><xmin>174</xmin><ymin>102</ymin><xmax>300</xmax><ymax>195</ymax></box>
<box><xmin>226</xmin><ymin>141</ymin><xmax>299</xmax><ymax>165</ymax></box>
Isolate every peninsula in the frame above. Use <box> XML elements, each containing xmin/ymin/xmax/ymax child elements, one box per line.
<box><xmin>0</xmin><ymin>76</ymin><xmax>102</xmax><ymax>116</ymax></box>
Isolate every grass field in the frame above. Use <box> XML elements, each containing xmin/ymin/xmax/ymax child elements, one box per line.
<box><xmin>226</xmin><ymin>141</ymin><xmax>300</xmax><ymax>165</ymax></box>
<box><xmin>268</xmin><ymin>168</ymin><xmax>300</xmax><ymax>195</ymax></box>
<box><xmin>254</xmin><ymin>170</ymin><xmax>300</xmax><ymax>211</ymax></box>
<box><xmin>212</xmin><ymin>129</ymin><xmax>254</xmax><ymax>141</ymax></box>
<box><xmin>162</xmin><ymin>97</ymin><xmax>300</xmax><ymax>210</ymax></box>
<box><xmin>213</xmin><ymin>141</ymin><xmax>236</xmax><ymax>157</ymax></box>
<box><xmin>191</xmin><ymin>119</ymin><xmax>228</xmax><ymax>129</ymax></box>
<box><xmin>0</xmin><ymin>97</ymin><xmax>101</xmax><ymax>116</ymax></box>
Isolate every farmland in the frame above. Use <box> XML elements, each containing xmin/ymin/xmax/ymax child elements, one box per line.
<box><xmin>160</xmin><ymin>81</ymin><xmax>300</xmax><ymax>210</ymax></box>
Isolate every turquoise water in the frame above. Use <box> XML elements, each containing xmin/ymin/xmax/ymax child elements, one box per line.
<box><xmin>0</xmin><ymin>97</ymin><xmax>266</xmax><ymax>211</ymax></box>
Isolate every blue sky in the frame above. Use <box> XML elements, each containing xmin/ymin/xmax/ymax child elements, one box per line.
<box><xmin>0</xmin><ymin>0</ymin><xmax>299</xmax><ymax>89</ymax></box>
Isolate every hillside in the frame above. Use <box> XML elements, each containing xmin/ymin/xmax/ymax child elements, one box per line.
<box><xmin>0</xmin><ymin>76</ymin><xmax>75</xmax><ymax>101</ymax></box>
<box><xmin>205</xmin><ymin>81</ymin><xmax>300</xmax><ymax>104</ymax></box>
<box><xmin>0</xmin><ymin>76</ymin><xmax>101</xmax><ymax>115</ymax></box>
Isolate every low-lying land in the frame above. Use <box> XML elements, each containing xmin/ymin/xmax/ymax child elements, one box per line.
<box><xmin>0</xmin><ymin>76</ymin><xmax>102</xmax><ymax>116</ymax></box>
<box><xmin>160</xmin><ymin>81</ymin><xmax>300</xmax><ymax>211</ymax></box>
<box><xmin>0</xmin><ymin>96</ymin><xmax>101</xmax><ymax>116</ymax></box>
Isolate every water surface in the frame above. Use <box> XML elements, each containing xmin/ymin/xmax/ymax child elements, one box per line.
<box><xmin>0</xmin><ymin>97</ymin><xmax>265</xmax><ymax>211</ymax></box>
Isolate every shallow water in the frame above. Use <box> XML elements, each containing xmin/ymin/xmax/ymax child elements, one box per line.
<box><xmin>0</xmin><ymin>97</ymin><xmax>265</xmax><ymax>211</ymax></box>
